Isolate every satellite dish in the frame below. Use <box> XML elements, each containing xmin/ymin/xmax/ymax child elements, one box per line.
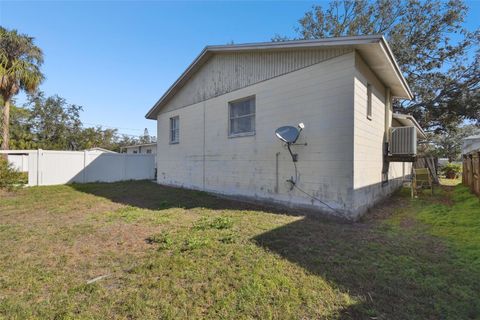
<box><xmin>275</xmin><ymin>123</ymin><xmax>304</xmax><ymax>144</ymax></box>
<box><xmin>275</xmin><ymin>126</ymin><xmax>300</xmax><ymax>144</ymax></box>
<box><xmin>275</xmin><ymin>123</ymin><xmax>306</xmax><ymax>163</ymax></box>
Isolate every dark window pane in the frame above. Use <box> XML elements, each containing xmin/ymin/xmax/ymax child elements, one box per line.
<box><xmin>170</xmin><ymin>117</ymin><xmax>179</xmax><ymax>142</ymax></box>
<box><xmin>229</xmin><ymin>97</ymin><xmax>255</xmax><ymax>135</ymax></box>
<box><xmin>230</xmin><ymin>99</ymin><xmax>254</xmax><ymax>118</ymax></box>
<box><xmin>230</xmin><ymin>115</ymin><xmax>254</xmax><ymax>134</ymax></box>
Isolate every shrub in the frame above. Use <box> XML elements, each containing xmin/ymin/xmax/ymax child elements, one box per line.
<box><xmin>0</xmin><ymin>157</ymin><xmax>25</xmax><ymax>191</ymax></box>
<box><xmin>441</xmin><ymin>163</ymin><xmax>462</xmax><ymax>179</ymax></box>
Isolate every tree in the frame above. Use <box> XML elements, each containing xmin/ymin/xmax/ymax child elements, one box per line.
<box><xmin>275</xmin><ymin>0</ymin><xmax>479</xmax><ymax>133</ymax></box>
<box><xmin>139</xmin><ymin>128</ymin><xmax>152</xmax><ymax>144</ymax></box>
<box><xmin>0</xmin><ymin>27</ymin><xmax>43</xmax><ymax>150</ymax></box>
<box><xmin>5</xmin><ymin>89</ymin><xmax>146</xmax><ymax>152</ymax></box>
<box><xmin>78</xmin><ymin>126</ymin><xmax>118</xmax><ymax>150</ymax></box>
<box><xmin>0</xmin><ymin>96</ymin><xmax>36</xmax><ymax>149</ymax></box>
<box><xmin>429</xmin><ymin>125</ymin><xmax>478</xmax><ymax>162</ymax></box>
<box><xmin>8</xmin><ymin>104</ymin><xmax>36</xmax><ymax>150</ymax></box>
<box><xmin>26</xmin><ymin>92</ymin><xmax>83</xmax><ymax>150</ymax></box>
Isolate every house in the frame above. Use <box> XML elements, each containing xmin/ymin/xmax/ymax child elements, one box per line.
<box><xmin>86</xmin><ymin>147</ymin><xmax>117</xmax><ymax>153</ymax></box>
<box><xmin>145</xmin><ymin>35</ymin><xmax>425</xmax><ymax>219</ymax></box>
<box><xmin>462</xmin><ymin>134</ymin><xmax>480</xmax><ymax>155</ymax></box>
<box><xmin>122</xmin><ymin>143</ymin><xmax>157</xmax><ymax>155</ymax></box>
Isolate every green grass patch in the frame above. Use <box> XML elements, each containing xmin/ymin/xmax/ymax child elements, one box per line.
<box><xmin>0</xmin><ymin>180</ymin><xmax>479</xmax><ymax>319</ymax></box>
<box><xmin>414</xmin><ymin>185</ymin><xmax>480</xmax><ymax>268</ymax></box>
<box><xmin>105</xmin><ymin>205</ymin><xmax>172</xmax><ymax>225</ymax></box>
<box><xmin>193</xmin><ymin>216</ymin><xmax>234</xmax><ymax>230</ymax></box>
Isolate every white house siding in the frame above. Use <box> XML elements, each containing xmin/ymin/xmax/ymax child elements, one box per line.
<box><xmin>157</xmin><ymin>52</ymin><xmax>357</xmax><ymax>216</ymax></box>
<box><xmin>163</xmin><ymin>48</ymin><xmax>353</xmax><ymax>114</ymax></box>
<box><xmin>352</xmin><ymin>53</ymin><xmax>410</xmax><ymax>215</ymax></box>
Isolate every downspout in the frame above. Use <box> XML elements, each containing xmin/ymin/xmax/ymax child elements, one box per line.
<box><xmin>382</xmin><ymin>87</ymin><xmax>392</xmax><ymax>185</ymax></box>
<box><xmin>275</xmin><ymin>152</ymin><xmax>280</xmax><ymax>193</ymax></box>
<box><xmin>202</xmin><ymin>101</ymin><xmax>206</xmax><ymax>190</ymax></box>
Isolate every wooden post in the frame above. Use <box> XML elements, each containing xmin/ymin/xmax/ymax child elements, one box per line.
<box><xmin>474</xmin><ymin>152</ymin><xmax>480</xmax><ymax>196</ymax></box>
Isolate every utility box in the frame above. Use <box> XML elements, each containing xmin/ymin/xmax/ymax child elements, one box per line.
<box><xmin>390</xmin><ymin>126</ymin><xmax>417</xmax><ymax>156</ymax></box>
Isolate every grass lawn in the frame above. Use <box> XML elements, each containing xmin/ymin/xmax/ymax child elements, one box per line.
<box><xmin>0</xmin><ymin>181</ymin><xmax>479</xmax><ymax>319</ymax></box>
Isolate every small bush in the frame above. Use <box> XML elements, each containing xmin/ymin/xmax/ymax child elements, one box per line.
<box><xmin>441</xmin><ymin>163</ymin><xmax>462</xmax><ymax>179</ymax></box>
<box><xmin>0</xmin><ymin>157</ymin><xmax>25</xmax><ymax>191</ymax></box>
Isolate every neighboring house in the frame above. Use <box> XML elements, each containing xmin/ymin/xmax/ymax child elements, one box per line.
<box><xmin>86</xmin><ymin>147</ymin><xmax>117</xmax><ymax>153</ymax></box>
<box><xmin>145</xmin><ymin>35</ymin><xmax>425</xmax><ymax>219</ymax></box>
<box><xmin>462</xmin><ymin>134</ymin><xmax>480</xmax><ymax>155</ymax></box>
<box><xmin>122</xmin><ymin>143</ymin><xmax>157</xmax><ymax>155</ymax></box>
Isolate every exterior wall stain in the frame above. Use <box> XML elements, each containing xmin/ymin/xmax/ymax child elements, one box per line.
<box><xmin>156</xmin><ymin>51</ymin><xmax>410</xmax><ymax>220</ymax></box>
<box><xmin>162</xmin><ymin>48</ymin><xmax>353</xmax><ymax>114</ymax></box>
<box><xmin>157</xmin><ymin>52</ymin><xmax>357</xmax><ymax>218</ymax></box>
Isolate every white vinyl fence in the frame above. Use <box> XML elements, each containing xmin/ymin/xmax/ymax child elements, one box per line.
<box><xmin>2</xmin><ymin>150</ymin><xmax>156</xmax><ymax>186</ymax></box>
<box><xmin>7</xmin><ymin>154</ymin><xmax>29</xmax><ymax>172</ymax></box>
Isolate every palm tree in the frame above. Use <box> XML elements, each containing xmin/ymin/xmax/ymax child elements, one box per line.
<box><xmin>0</xmin><ymin>27</ymin><xmax>44</xmax><ymax>150</ymax></box>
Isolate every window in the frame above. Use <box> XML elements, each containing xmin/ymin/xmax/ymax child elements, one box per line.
<box><xmin>133</xmin><ymin>150</ymin><xmax>138</xmax><ymax>154</ymax></box>
<box><xmin>229</xmin><ymin>96</ymin><xmax>255</xmax><ymax>136</ymax></box>
<box><xmin>170</xmin><ymin>116</ymin><xmax>179</xmax><ymax>144</ymax></box>
<box><xmin>367</xmin><ymin>83</ymin><xmax>373</xmax><ymax>120</ymax></box>
<box><xmin>146</xmin><ymin>149</ymin><xmax>152</xmax><ymax>154</ymax></box>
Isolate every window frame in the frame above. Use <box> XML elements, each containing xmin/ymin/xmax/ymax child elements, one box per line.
<box><xmin>228</xmin><ymin>95</ymin><xmax>256</xmax><ymax>138</ymax></box>
<box><xmin>169</xmin><ymin>116</ymin><xmax>180</xmax><ymax>144</ymax></box>
<box><xmin>366</xmin><ymin>83</ymin><xmax>373</xmax><ymax>120</ymax></box>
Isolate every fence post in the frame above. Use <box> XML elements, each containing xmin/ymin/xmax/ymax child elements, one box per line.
<box><xmin>469</xmin><ymin>154</ymin><xmax>474</xmax><ymax>188</ymax></box>
<box><xmin>475</xmin><ymin>152</ymin><xmax>480</xmax><ymax>196</ymax></box>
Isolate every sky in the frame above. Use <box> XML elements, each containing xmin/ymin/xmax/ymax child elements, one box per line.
<box><xmin>1</xmin><ymin>1</ymin><xmax>479</xmax><ymax>139</ymax></box>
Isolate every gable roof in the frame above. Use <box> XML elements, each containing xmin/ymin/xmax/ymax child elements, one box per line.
<box><xmin>86</xmin><ymin>147</ymin><xmax>117</xmax><ymax>153</ymax></box>
<box><xmin>123</xmin><ymin>142</ymin><xmax>157</xmax><ymax>148</ymax></box>
<box><xmin>146</xmin><ymin>35</ymin><xmax>413</xmax><ymax>119</ymax></box>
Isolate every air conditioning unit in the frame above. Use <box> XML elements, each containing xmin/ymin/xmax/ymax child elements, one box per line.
<box><xmin>390</xmin><ymin>126</ymin><xmax>417</xmax><ymax>156</ymax></box>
